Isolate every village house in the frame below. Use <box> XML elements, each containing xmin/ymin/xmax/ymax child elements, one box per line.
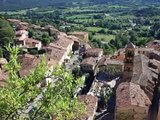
<box><xmin>53</xmin><ymin>32</ymin><xmax>74</xmax><ymax>55</ymax></box>
<box><xmin>7</xmin><ymin>19</ymin><xmax>21</xmax><ymax>27</ymax></box>
<box><xmin>67</xmin><ymin>35</ymin><xmax>80</xmax><ymax>52</ymax></box>
<box><xmin>146</xmin><ymin>40</ymin><xmax>160</xmax><ymax>51</ymax></box>
<box><xmin>68</xmin><ymin>32</ymin><xmax>89</xmax><ymax>42</ymax></box>
<box><xmin>149</xmin><ymin>50</ymin><xmax>160</xmax><ymax>61</ymax></box>
<box><xmin>78</xmin><ymin>95</ymin><xmax>98</xmax><ymax>120</ymax></box>
<box><xmin>16</xmin><ymin>38</ymin><xmax>42</xmax><ymax>51</ymax></box>
<box><xmin>131</xmin><ymin>55</ymin><xmax>155</xmax><ymax>100</ymax></box>
<box><xmin>136</xmin><ymin>47</ymin><xmax>154</xmax><ymax>58</ymax></box>
<box><xmin>8</xmin><ymin>19</ymin><xmax>29</xmax><ymax>31</ymax></box>
<box><xmin>111</xmin><ymin>53</ymin><xmax>125</xmax><ymax>62</ymax></box>
<box><xmin>44</xmin><ymin>46</ymin><xmax>67</xmax><ymax>67</ymax></box>
<box><xmin>116</xmin><ymin>82</ymin><xmax>151</xmax><ymax>120</ymax></box>
<box><xmin>123</xmin><ymin>43</ymin><xmax>156</xmax><ymax>100</ymax></box>
<box><xmin>80</xmin><ymin>57</ymin><xmax>97</xmax><ymax>73</ymax></box>
<box><xmin>18</xmin><ymin>54</ymin><xmax>41</xmax><ymax>77</ymax></box>
<box><xmin>15</xmin><ymin>30</ymin><xmax>28</xmax><ymax>41</ymax></box>
<box><xmin>97</xmin><ymin>57</ymin><xmax>124</xmax><ymax>79</ymax></box>
<box><xmin>84</xmin><ymin>48</ymin><xmax>103</xmax><ymax>59</ymax></box>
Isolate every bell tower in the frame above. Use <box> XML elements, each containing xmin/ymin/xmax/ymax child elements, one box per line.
<box><xmin>123</xmin><ymin>42</ymin><xmax>135</xmax><ymax>82</ymax></box>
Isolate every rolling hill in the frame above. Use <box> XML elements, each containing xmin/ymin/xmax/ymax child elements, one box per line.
<box><xmin>0</xmin><ymin>0</ymin><xmax>160</xmax><ymax>10</ymax></box>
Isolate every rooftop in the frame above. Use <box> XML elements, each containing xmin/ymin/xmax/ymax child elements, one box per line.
<box><xmin>18</xmin><ymin>54</ymin><xmax>41</xmax><ymax>77</ymax></box>
<box><xmin>24</xmin><ymin>38</ymin><xmax>41</xmax><ymax>47</ymax></box>
<box><xmin>85</xmin><ymin>48</ymin><xmax>103</xmax><ymax>53</ymax></box>
<box><xmin>78</xmin><ymin>95</ymin><xmax>97</xmax><ymax>120</ymax></box>
<box><xmin>98</xmin><ymin>57</ymin><xmax>123</xmax><ymax>67</ymax></box>
<box><xmin>53</xmin><ymin>33</ymin><xmax>74</xmax><ymax>49</ymax></box>
<box><xmin>116</xmin><ymin>82</ymin><xmax>151</xmax><ymax>108</ymax></box>
<box><xmin>81</xmin><ymin>57</ymin><xmax>97</xmax><ymax>66</ymax></box>
<box><xmin>131</xmin><ymin>55</ymin><xmax>152</xmax><ymax>87</ymax></box>
<box><xmin>45</xmin><ymin>46</ymin><xmax>66</xmax><ymax>61</ymax></box>
<box><xmin>16</xmin><ymin>30</ymin><xmax>28</xmax><ymax>36</ymax></box>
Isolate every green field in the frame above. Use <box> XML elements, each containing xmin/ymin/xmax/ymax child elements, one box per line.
<box><xmin>93</xmin><ymin>34</ymin><xmax>115</xmax><ymax>41</ymax></box>
<box><xmin>86</xmin><ymin>27</ymin><xmax>108</xmax><ymax>32</ymax></box>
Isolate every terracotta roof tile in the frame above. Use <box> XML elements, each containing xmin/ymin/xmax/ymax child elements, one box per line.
<box><xmin>81</xmin><ymin>57</ymin><xmax>97</xmax><ymax>66</ymax></box>
<box><xmin>18</xmin><ymin>54</ymin><xmax>41</xmax><ymax>77</ymax></box>
<box><xmin>45</xmin><ymin>46</ymin><xmax>66</xmax><ymax>61</ymax></box>
<box><xmin>116</xmin><ymin>82</ymin><xmax>151</xmax><ymax>108</ymax></box>
<box><xmin>78</xmin><ymin>95</ymin><xmax>97</xmax><ymax>120</ymax></box>
<box><xmin>131</xmin><ymin>55</ymin><xmax>152</xmax><ymax>87</ymax></box>
<box><xmin>54</xmin><ymin>33</ymin><xmax>74</xmax><ymax>49</ymax></box>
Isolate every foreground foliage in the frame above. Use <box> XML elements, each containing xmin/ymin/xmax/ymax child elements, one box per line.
<box><xmin>0</xmin><ymin>45</ymin><xmax>85</xmax><ymax>120</ymax></box>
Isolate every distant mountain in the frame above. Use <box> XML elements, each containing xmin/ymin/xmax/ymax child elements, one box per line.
<box><xmin>89</xmin><ymin>0</ymin><xmax>160</xmax><ymax>4</ymax></box>
<box><xmin>0</xmin><ymin>0</ymin><xmax>74</xmax><ymax>10</ymax></box>
<box><xmin>0</xmin><ymin>0</ymin><xmax>160</xmax><ymax>10</ymax></box>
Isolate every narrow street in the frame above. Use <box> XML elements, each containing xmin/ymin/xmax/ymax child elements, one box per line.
<box><xmin>81</xmin><ymin>73</ymin><xmax>95</xmax><ymax>94</ymax></box>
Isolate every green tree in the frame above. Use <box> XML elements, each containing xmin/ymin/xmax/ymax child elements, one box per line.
<box><xmin>28</xmin><ymin>29</ymin><xmax>35</xmax><ymax>38</ymax></box>
<box><xmin>0</xmin><ymin>18</ymin><xmax>15</xmax><ymax>46</ymax></box>
<box><xmin>0</xmin><ymin>45</ymin><xmax>85</xmax><ymax>120</ymax></box>
<box><xmin>0</xmin><ymin>48</ymin><xmax>3</xmax><ymax>57</ymax></box>
<box><xmin>41</xmin><ymin>32</ymin><xmax>51</xmax><ymax>45</ymax></box>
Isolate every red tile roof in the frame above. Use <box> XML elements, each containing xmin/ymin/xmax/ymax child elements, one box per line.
<box><xmin>111</xmin><ymin>54</ymin><xmax>125</xmax><ymax>62</ymax></box>
<box><xmin>81</xmin><ymin>57</ymin><xmax>97</xmax><ymax>66</ymax></box>
<box><xmin>23</xmin><ymin>38</ymin><xmax>41</xmax><ymax>48</ymax></box>
<box><xmin>53</xmin><ymin>33</ymin><xmax>73</xmax><ymax>49</ymax></box>
<box><xmin>98</xmin><ymin>57</ymin><xmax>123</xmax><ymax>67</ymax></box>
<box><xmin>78</xmin><ymin>95</ymin><xmax>97</xmax><ymax>120</ymax></box>
<box><xmin>45</xmin><ymin>46</ymin><xmax>66</xmax><ymax>61</ymax></box>
<box><xmin>18</xmin><ymin>54</ymin><xmax>41</xmax><ymax>77</ymax></box>
<box><xmin>116</xmin><ymin>82</ymin><xmax>151</xmax><ymax>108</ymax></box>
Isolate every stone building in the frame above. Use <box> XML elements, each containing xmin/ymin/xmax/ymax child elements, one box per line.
<box><xmin>16</xmin><ymin>38</ymin><xmax>42</xmax><ymax>51</ymax></box>
<box><xmin>123</xmin><ymin>42</ymin><xmax>135</xmax><ymax>81</ymax></box>
<box><xmin>18</xmin><ymin>54</ymin><xmax>41</xmax><ymax>77</ymax></box>
<box><xmin>68</xmin><ymin>32</ymin><xmax>89</xmax><ymax>42</ymax></box>
<box><xmin>84</xmin><ymin>48</ymin><xmax>103</xmax><ymax>59</ymax></box>
<box><xmin>131</xmin><ymin>55</ymin><xmax>155</xmax><ymax>100</ymax></box>
<box><xmin>80</xmin><ymin>57</ymin><xmax>97</xmax><ymax>73</ymax></box>
<box><xmin>116</xmin><ymin>82</ymin><xmax>151</xmax><ymax>120</ymax></box>
<box><xmin>97</xmin><ymin>57</ymin><xmax>124</xmax><ymax>79</ymax></box>
<box><xmin>78</xmin><ymin>95</ymin><xmax>98</xmax><ymax>120</ymax></box>
<box><xmin>146</xmin><ymin>40</ymin><xmax>160</xmax><ymax>51</ymax></box>
<box><xmin>122</xmin><ymin>42</ymin><xmax>156</xmax><ymax>100</ymax></box>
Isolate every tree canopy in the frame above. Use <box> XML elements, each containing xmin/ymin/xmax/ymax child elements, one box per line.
<box><xmin>0</xmin><ymin>18</ymin><xmax>15</xmax><ymax>46</ymax></box>
<box><xmin>0</xmin><ymin>45</ymin><xmax>85</xmax><ymax>120</ymax></box>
